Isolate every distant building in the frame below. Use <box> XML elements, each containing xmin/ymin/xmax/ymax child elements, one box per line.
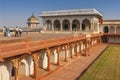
<box><xmin>40</xmin><ymin>8</ymin><xmax>120</xmax><ymax>34</ymax></box>
<box><xmin>40</xmin><ymin>8</ymin><xmax>103</xmax><ymax>33</ymax></box>
<box><xmin>102</xmin><ymin>20</ymin><xmax>120</xmax><ymax>34</ymax></box>
<box><xmin>27</xmin><ymin>13</ymin><xmax>39</xmax><ymax>29</ymax></box>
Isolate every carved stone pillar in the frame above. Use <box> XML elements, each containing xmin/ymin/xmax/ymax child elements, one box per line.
<box><xmin>70</xmin><ymin>23</ymin><xmax>72</xmax><ymax>32</ymax></box>
<box><xmin>84</xmin><ymin>40</ymin><xmax>87</xmax><ymax>56</ymax></box>
<box><xmin>52</xmin><ymin>22</ymin><xmax>54</xmax><ymax>32</ymax></box>
<box><xmin>43</xmin><ymin>22</ymin><xmax>46</xmax><ymax>32</ymax></box>
<box><xmin>32</xmin><ymin>54</ymin><xmax>39</xmax><ymax>79</ymax></box>
<box><xmin>91</xmin><ymin>23</ymin><xmax>94</xmax><ymax>32</ymax></box>
<box><xmin>79</xmin><ymin>42</ymin><xmax>81</xmax><ymax>54</ymax></box>
<box><xmin>46</xmin><ymin>49</ymin><xmax>51</xmax><ymax>71</ymax></box>
<box><xmin>71</xmin><ymin>43</ymin><xmax>74</xmax><ymax>58</ymax></box>
<box><xmin>11</xmin><ymin>58</ymin><xmax>19</xmax><ymax>80</ymax></box>
<box><xmin>65</xmin><ymin>45</ymin><xmax>68</xmax><ymax>62</ymax></box>
<box><xmin>70</xmin><ymin>44</ymin><xmax>73</xmax><ymax>58</ymax></box>
<box><xmin>60</xmin><ymin>22</ymin><xmax>63</xmax><ymax>31</ymax></box>
<box><xmin>76</xmin><ymin>43</ymin><xmax>79</xmax><ymax>56</ymax></box>
<box><xmin>79</xmin><ymin>23</ymin><xmax>82</xmax><ymax>31</ymax></box>
<box><xmin>57</xmin><ymin>47</ymin><xmax>60</xmax><ymax>66</ymax></box>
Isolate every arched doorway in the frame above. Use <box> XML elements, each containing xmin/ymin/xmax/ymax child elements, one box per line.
<box><xmin>72</xmin><ymin>19</ymin><xmax>80</xmax><ymax>31</ymax></box>
<box><xmin>18</xmin><ymin>55</ymin><xmax>34</xmax><ymax>77</ymax></box>
<box><xmin>46</xmin><ymin>20</ymin><xmax>52</xmax><ymax>31</ymax></box>
<box><xmin>72</xmin><ymin>24</ymin><xmax>77</xmax><ymax>31</ymax></box>
<box><xmin>19</xmin><ymin>62</ymin><xmax>26</xmax><ymax>75</ymax></box>
<box><xmin>110</xmin><ymin>26</ymin><xmax>115</xmax><ymax>33</ymax></box>
<box><xmin>50</xmin><ymin>49</ymin><xmax>58</xmax><ymax>65</ymax></box>
<box><xmin>82</xmin><ymin>19</ymin><xmax>90</xmax><ymax>31</ymax></box>
<box><xmin>82</xmin><ymin>24</ymin><xmax>85</xmax><ymax>31</ymax></box>
<box><xmin>54</xmin><ymin>20</ymin><xmax>60</xmax><ymax>31</ymax></box>
<box><xmin>63</xmin><ymin>19</ymin><xmax>70</xmax><ymax>31</ymax></box>
<box><xmin>0</xmin><ymin>61</ymin><xmax>12</xmax><ymax>80</ymax></box>
<box><xmin>103</xmin><ymin>26</ymin><xmax>109</xmax><ymax>33</ymax></box>
<box><xmin>116</xmin><ymin>26</ymin><xmax>120</xmax><ymax>33</ymax></box>
<box><xmin>38</xmin><ymin>52</ymin><xmax>48</xmax><ymax>70</ymax></box>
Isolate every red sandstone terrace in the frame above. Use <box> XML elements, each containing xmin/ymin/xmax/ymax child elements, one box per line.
<box><xmin>0</xmin><ymin>33</ymin><xmax>120</xmax><ymax>80</ymax></box>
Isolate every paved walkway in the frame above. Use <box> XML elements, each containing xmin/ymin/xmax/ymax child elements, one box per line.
<box><xmin>40</xmin><ymin>44</ymin><xmax>108</xmax><ymax>80</ymax></box>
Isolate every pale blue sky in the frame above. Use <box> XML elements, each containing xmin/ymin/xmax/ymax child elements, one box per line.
<box><xmin>0</xmin><ymin>0</ymin><xmax>120</xmax><ymax>28</ymax></box>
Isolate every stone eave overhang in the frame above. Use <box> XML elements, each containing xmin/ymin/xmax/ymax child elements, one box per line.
<box><xmin>40</xmin><ymin>9</ymin><xmax>102</xmax><ymax>18</ymax></box>
<box><xmin>40</xmin><ymin>14</ymin><xmax>102</xmax><ymax>18</ymax></box>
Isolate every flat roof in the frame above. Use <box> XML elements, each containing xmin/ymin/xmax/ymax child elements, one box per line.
<box><xmin>40</xmin><ymin>8</ymin><xmax>102</xmax><ymax>17</ymax></box>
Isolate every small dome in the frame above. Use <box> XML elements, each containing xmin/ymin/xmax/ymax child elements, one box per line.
<box><xmin>27</xmin><ymin>13</ymin><xmax>38</xmax><ymax>22</ymax></box>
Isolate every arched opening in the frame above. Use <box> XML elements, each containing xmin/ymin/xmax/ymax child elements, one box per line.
<box><xmin>82</xmin><ymin>19</ymin><xmax>90</xmax><ymax>31</ymax></box>
<box><xmin>72</xmin><ymin>19</ymin><xmax>80</xmax><ymax>31</ymax></box>
<box><xmin>38</xmin><ymin>52</ymin><xmax>48</xmax><ymax>70</ymax></box>
<box><xmin>46</xmin><ymin>20</ymin><xmax>52</xmax><ymax>31</ymax></box>
<box><xmin>116</xmin><ymin>26</ymin><xmax>120</xmax><ymax>33</ymax></box>
<box><xmin>63</xmin><ymin>19</ymin><xmax>70</xmax><ymax>31</ymax></box>
<box><xmin>12</xmin><ymin>66</ymin><xmax>15</xmax><ymax>77</ymax></box>
<box><xmin>110</xmin><ymin>26</ymin><xmax>115</xmax><ymax>33</ymax></box>
<box><xmin>103</xmin><ymin>26</ymin><xmax>109</xmax><ymax>33</ymax></box>
<box><xmin>18</xmin><ymin>55</ymin><xmax>34</xmax><ymax>77</ymax></box>
<box><xmin>19</xmin><ymin>62</ymin><xmax>26</xmax><ymax>75</ymax></box>
<box><xmin>54</xmin><ymin>20</ymin><xmax>60</xmax><ymax>31</ymax></box>
<box><xmin>50</xmin><ymin>49</ymin><xmax>58</xmax><ymax>65</ymax></box>
<box><xmin>82</xmin><ymin>24</ymin><xmax>85</xmax><ymax>31</ymax></box>
<box><xmin>0</xmin><ymin>61</ymin><xmax>12</xmax><ymax>80</ymax></box>
<box><xmin>72</xmin><ymin>24</ymin><xmax>77</xmax><ymax>31</ymax></box>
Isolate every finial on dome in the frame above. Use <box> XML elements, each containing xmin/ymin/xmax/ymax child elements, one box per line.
<box><xmin>32</xmin><ymin>12</ymin><xmax>34</xmax><ymax>16</ymax></box>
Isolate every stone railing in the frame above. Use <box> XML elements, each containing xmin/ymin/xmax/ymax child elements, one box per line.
<box><xmin>0</xmin><ymin>34</ymin><xmax>101</xmax><ymax>60</ymax></box>
<box><xmin>0</xmin><ymin>42</ymin><xmax>30</xmax><ymax>59</ymax></box>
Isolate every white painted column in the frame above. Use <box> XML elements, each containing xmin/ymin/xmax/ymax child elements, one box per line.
<box><xmin>30</xmin><ymin>59</ymin><xmax>34</xmax><ymax>75</ymax></box>
<box><xmin>72</xmin><ymin>48</ymin><xmax>75</xmax><ymax>55</ymax></box>
<box><xmin>60</xmin><ymin>22</ymin><xmax>63</xmax><ymax>31</ymax></box>
<box><xmin>91</xmin><ymin>22</ymin><xmax>94</xmax><ymax>32</ymax></box>
<box><xmin>79</xmin><ymin>23</ymin><xmax>82</xmax><ymax>31</ymax></box>
<box><xmin>70</xmin><ymin>22</ymin><xmax>72</xmax><ymax>31</ymax></box>
<box><xmin>53</xmin><ymin>50</ymin><xmax>58</xmax><ymax>64</ymax></box>
<box><xmin>0</xmin><ymin>62</ymin><xmax>12</xmax><ymax>80</ymax></box>
<box><xmin>97</xmin><ymin>23</ymin><xmax>100</xmax><ymax>33</ymax></box>
<box><xmin>42</xmin><ymin>53</ymin><xmax>48</xmax><ymax>69</ymax></box>
<box><xmin>52</xmin><ymin>22</ymin><xmax>54</xmax><ymax>32</ymax></box>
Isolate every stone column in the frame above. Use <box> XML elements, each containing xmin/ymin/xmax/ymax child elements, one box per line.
<box><xmin>46</xmin><ymin>49</ymin><xmax>51</xmax><ymax>71</ymax></box>
<box><xmin>52</xmin><ymin>22</ymin><xmax>54</xmax><ymax>32</ymax></box>
<box><xmin>65</xmin><ymin>45</ymin><xmax>68</xmax><ymax>62</ymax></box>
<box><xmin>70</xmin><ymin>44</ymin><xmax>73</xmax><ymax>58</ymax></box>
<box><xmin>32</xmin><ymin>54</ymin><xmax>39</xmax><ymax>79</ymax></box>
<box><xmin>42</xmin><ymin>21</ymin><xmax>46</xmax><ymax>32</ymax></box>
<box><xmin>91</xmin><ymin>23</ymin><xmax>94</xmax><ymax>32</ymax></box>
<box><xmin>70</xmin><ymin>22</ymin><xmax>72</xmax><ymax>32</ymax></box>
<box><xmin>60</xmin><ymin>22</ymin><xmax>63</xmax><ymax>32</ymax></box>
<box><xmin>11</xmin><ymin>58</ymin><xmax>19</xmax><ymax>80</ymax></box>
<box><xmin>76</xmin><ymin>43</ymin><xmax>78</xmax><ymax>56</ymax></box>
<box><xmin>57</xmin><ymin>47</ymin><xmax>60</xmax><ymax>66</ymax></box>
<box><xmin>79</xmin><ymin>23</ymin><xmax>82</xmax><ymax>31</ymax></box>
<box><xmin>79</xmin><ymin>42</ymin><xmax>81</xmax><ymax>54</ymax></box>
<box><xmin>84</xmin><ymin>40</ymin><xmax>87</xmax><ymax>56</ymax></box>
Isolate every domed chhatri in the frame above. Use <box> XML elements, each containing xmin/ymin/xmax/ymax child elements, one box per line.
<box><xmin>27</xmin><ymin>13</ymin><xmax>39</xmax><ymax>29</ymax></box>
